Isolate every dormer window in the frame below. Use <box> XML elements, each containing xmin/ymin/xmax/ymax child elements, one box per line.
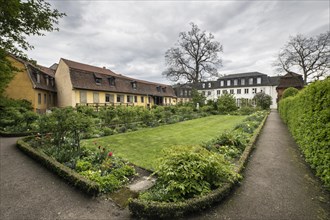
<box><xmin>208</xmin><ymin>82</ymin><xmax>211</xmax><ymax>88</ymax></box>
<box><xmin>51</xmin><ymin>78</ymin><xmax>54</xmax><ymax>87</ymax></box>
<box><xmin>131</xmin><ymin>81</ymin><xmax>137</xmax><ymax>90</ymax></box>
<box><xmin>162</xmin><ymin>87</ymin><xmax>167</xmax><ymax>93</ymax></box>
<box><xmin>220</xmin><ymin>80</ymin><xmax>224</xmax><ymax>87</ymax></box>
<box><xmin>249</xmin><ymin>78</ymin><xmax>254</xmax><ymax>85</ymax></box>
<box><xmin>234</xmin><ymin>79</ymin><xmax>238</xmax><ymax>86</ymax></box>
<box><xmin>257</xmin><ymin>77</ymin><xmax>262</xmax><ymax>84</ymax></box>
<box><xmin>108</xmin><ymin>76</ymin><xmax>115</xmax><ymax>86</ymax></box>
<box><xmin>156</xmin><ymin>86</ymin><xmax>161</xmax><ymax>92</ymax></box>
<box><xmin>46</xmin><ymin>76</ymin><xmax>49</xmax><ymax>86</ymax></box>
<box><xmin>227</xmin><ymin>80</ymin><xmax>231</xmax><ymax>86</ymax></box>
<box><xmin>93</xmin><ymin>73</ymin><xmax>102</xmax><ymax>85</ymax></box>
<box><xmin>36</xmin><ymin>73</ymin><xmax>40</xmax><ymax>83</ymax></box>
<box><xmin>202</xmin><ymin>83</ymin><xmax>205</xmax><ymax>88</ymax></box>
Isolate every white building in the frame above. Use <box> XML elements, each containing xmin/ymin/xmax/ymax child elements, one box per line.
<box><xmin>198</xmin><ymin>72</ymin><xmax>280</xmax><ymax>109</ymax></box>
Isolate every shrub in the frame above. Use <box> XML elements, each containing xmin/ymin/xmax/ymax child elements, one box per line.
<box><xmin>279</xmin><ymin>78</ymin><xmax>329</xmax><ymax>188</ymax></box>
<box><xmin>282</xmin><ymin>87</ymin><xmax>299</xmax><ymax>99</ymax></box>
<box><xmin>253</xmin><ymin>92</ymin><xmax>272</xmax><ymax>110</ymax></box>
<box><xmin>140</xmin><ymin>146</ymin><xmax>239</xmax><ymax>202</ymax></box>
<box><xmin>216</xmin><ymin>94</ymin><xmax>238</xmax><ymax>114</ymax></box>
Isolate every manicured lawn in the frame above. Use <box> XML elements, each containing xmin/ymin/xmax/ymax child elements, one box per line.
<box><xmin>82</xmin><ymin>115</ymin><xmax>246</xmax><ymax>170</ymax></box>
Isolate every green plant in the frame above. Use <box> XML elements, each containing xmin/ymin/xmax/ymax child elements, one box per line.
<box><xmin>141</xmin><ymin>146</ymin><xmax>239</xmax><ymax>202</ymax></box>
<box><xmin>216</xmin><ymin>93</ymin><xmax>238</xmax><ymax>114</ymax></box>
<box><xmin>253</xmin><ymin>92</ymin><xmax>272</xmax><ymax>110</ymax></box>
<box><xmin>282</xmin><ymin>87</ymin><xmax>299</xmax><ymax>99</ymax></box>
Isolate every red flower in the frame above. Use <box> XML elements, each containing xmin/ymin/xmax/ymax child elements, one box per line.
<box><xmin>108</xmin><ymin>152</ymin><xmax>113</xmax><ymax>157</ymax></box>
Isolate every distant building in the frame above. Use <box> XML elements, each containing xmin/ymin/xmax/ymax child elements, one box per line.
<box><xmin>4</xmin><ymin>55</ymin><xmax>57</xmax><ymax>113</ymax></box>
<box><xmin>198</xmin><ymin>72</ymin><xmax>280</xmax><ymax>108</ymax></box>
<box><xmin>276</xmin><ymin>72</ymin><xmax>304</xmax><ymax>101</ymax></box>
<box><xmin>172</xmin><ymin>83</ymin><xmax>193</xmax><ymax>103</ymax></box>
<box><xmin>55</xmin><ymin>58</ymin><xmax>177</xmax><ymax>108</ymax></box>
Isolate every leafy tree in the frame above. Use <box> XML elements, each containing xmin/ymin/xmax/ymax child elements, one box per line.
<box><xmin>282</xmin><ymin>87</ymin><xmax>299</xmax><ymax>99</ymax></box>
<box><xmin>163</xmin><ymin>23</ymin><xmax>223</xmax><ymax>84</ymax></box>
<box><xmin>274</xmin><ymin>32</ymin><xmax>330</xmax><ymax>84</ymax></box>
<box><xmin>191</xmin><ymin>88</ymin><xmax>206</xmax><ymax>107</ymax></box>
<box><xmin>0</xmin><ymin>0</ymin><xmax>65</xmax><ymax>94</ymax></box>
<box><xmin>253</xmin><ymin>92</ymin><xmax>272</xmax><ymax>110</ymax></box>
<box><xmin>216</xmin><ymin>93</ymin><xmax>237</xmax><ymax>114</ymax></box>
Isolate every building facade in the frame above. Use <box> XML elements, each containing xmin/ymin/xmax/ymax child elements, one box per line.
<box><xmin>197</xmin><ymin>72</ymin><xmax>280</xmax><ymax>109</ymax></box>
<box><xmin>4</xmin><ymin>55</ymin><xmax>57</xmax><ymax>113</ymax></box>
<box><xmin>276</xmin><ymin>72</ymin><xmax>304</xmax><ymax>101</ymax></box>
<box><xmin>55</xmin><ymin>58</ymin><xmax>177</xmax><ymax>108</ymax></box>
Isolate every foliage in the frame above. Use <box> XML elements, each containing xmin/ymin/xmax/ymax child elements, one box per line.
<box><xmin>140</xmin><ymin>146</ymin><xmax>238</xmax><ymax>202</ymax></box>
<box><xmin>282</xmin><ymin>87</ymin><xmax>299</xmax><ymax>99</ymax></box>
<box><xmin>0</xmin><ymin>50</ymin><xmax>17</xmax><ymax>95</ymax></box>
<box><xmin>191</xmin><ymin>88</ymin><xmax>206</xmax><ymax>107</ymax></box>
<box><xmin>236</xmin><ymin>106</ymin><xmax>256</xmax><ymax>115</ymax></box>
<box><xmin>279</xmin><ymin>78</ymin><xmax>330</xmax><ymax>188</ymax></box>
<box><xmin>253</xmin><ymin>92</ymin><xmax>272</xmax><ymax>110</ymax></box>
<box><xmin>162</xmin><ymin>23</ymin><xmax>223</xmax><ymax>84</ymax></box>
<box><xmin>274</xmin><ymin>31</ymin><xmax>330</xmax><ymax>84</ymax></box>
<box><xmin>216</xmin><ymin>93</ymin><xmax>237</xmax><ymax>114</ymax></box>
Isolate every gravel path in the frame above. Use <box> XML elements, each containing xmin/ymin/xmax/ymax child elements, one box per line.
<box><xmin>1</xmin><ymin>110</ymin><xmax>329</xmax><ymax>219</ymax></box>
<box><xmin>188</xmin><ymin>110</ymin><xmax>330</xmax><ymax>220</ymax></box>
<box><xmin>0</xmin><ymin>137</ymin><xmax>131</xmax><ymax>220</ymax></box>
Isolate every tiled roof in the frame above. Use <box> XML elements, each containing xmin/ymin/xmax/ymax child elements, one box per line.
<box><xmin>277</xmin><ymin>72</ymin><xmax>304</xmax><ymax>89</ymax></box>
<box><xmin>62</xmin><ymin>58</ymin><xmax>176</xmax><ymax>97</ymax></box>
<box><xmin>28</xmin><ymin>65</ymin><xmax>57</xmax><ymax>92</ymax></box>
<box><xmin>37</xmin><ymin>65</ymin><xmax>56</xmax><ymax>77</ymax></box>
<box><xmin>219</xmin><ymin>72</ymin><xmax>267</xmax><ymax>79</ymax></box>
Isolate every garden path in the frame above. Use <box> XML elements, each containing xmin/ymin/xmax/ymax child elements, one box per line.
<box><xmin>188</xmin><ymin>110</ymin><xmax>330</xmax><ymax>220</ymax></box>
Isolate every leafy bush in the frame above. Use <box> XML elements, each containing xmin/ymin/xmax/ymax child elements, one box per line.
<box><xmin>140</xmin><ymin>146</ymin><xmax>239</xmax><ymax>202</ymax></box>
<box><xmin>253</xmin><ymin>92</ymin><xmax>272</xmax><ymax>110</ymax></box>
<box><xmin>216</xmin><ymin>94</ymin><xmax>238</xmax><ymax>114</ymax></box>
<box><xmin>279</xmin><ymin>78</ymin><xmax>329</xmax><ymax>188</ymax></box>
<box><xmin>282</xmin><ymin>87</ymin><xmax>299</xmax><ymax>99</ymax></box>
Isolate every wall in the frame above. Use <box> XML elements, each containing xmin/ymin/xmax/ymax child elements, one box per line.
<box><xmin>55</xmin><ymin>59</ymin><xmax>74</xmax><ymax>107</ymax></box>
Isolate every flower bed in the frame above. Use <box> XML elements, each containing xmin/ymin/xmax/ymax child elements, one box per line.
<box><xmin>128</xmin><ymin>111</ymin><xmax>269</xmax><ymax>218</ymax></box>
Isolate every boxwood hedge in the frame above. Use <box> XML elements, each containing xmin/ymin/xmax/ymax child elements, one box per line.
<box><xmin>278</xmin><ymin>78</ymin><xmax>330</xmax><ymax>188</ymax></box>
<box><xmin>16</xmin><ymin>138</ymin><xmax>100</xmax><ymax>196</ymax></box>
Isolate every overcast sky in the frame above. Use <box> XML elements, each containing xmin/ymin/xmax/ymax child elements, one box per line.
<box><xmin>26</xmin><ymin>0</ymin><xmax>329</xmax><ymax>84</ymax></box>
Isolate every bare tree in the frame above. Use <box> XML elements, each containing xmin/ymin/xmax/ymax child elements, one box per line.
<box><xmin>275</xmin><ymin>31</ymin><xmax>330</xmax><ymax>84</ymax></box>
<box><xmin>162</xmin><ymin>23</ymin><xmax>223</xmax><ymax>84</ymax></box>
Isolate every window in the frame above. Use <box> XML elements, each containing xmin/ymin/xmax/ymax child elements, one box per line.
<box><xmin>44</xmin><ymin>94</ymin><xmax>47</xmax><ymax>104</ymax></box>
<box><xmin>156</xmin><ymin>86</ymin><xmax>161</xmax><ymax>92</ymax></box>
<box><xmin>252</xmin><ymin>88</ymin><xmax>257</xmax><ymax>94</ymax></box>
<box><xmin>38</xmin><ymin>93</ymin><xmax>41</xmax><ymax>104</ymax></box>
<box><xmin>217</xmin><ymin>90</ymin><xmax>221</xmax><ymax>95</ymax></box>
<box><xmin>127</xmin><ymin>95</ymin><xmax>131</xmax><ymax>103</ymax></box>
<box><xmin>208</xmin><ymin>82</ymin><xmax>211</xmax><ymax>88</ymax></box>
<box><xmin>241</xmin><ymin>78</ymin><xmax>245</xmax><ymax>85</ymax></box>
<box><xmin>257</xmin><ymin>77</ymin><xmax>261</xmax><ymax>84</ymax></box>
<box><xmin>180</xmin><ymin>90</ymin><xmax>183</xmax><ymax>96</ymax></box>
<box><xmin>202</xmin><ymin>83</ymin><xmax>205</xmax><ymax>88</ymax></box>
<box><xmin>207</xmin><ymin>91</ymin><xmax>211</xmax><ymax>96</ymax></box>
<box><xmin>188</xmin><ymin>90</ymin><xmax>191</xmax><ymax>96</ymax></box>
<box><xmin>117</xmin><ymin>95</ymin><xmax>123</xmax><ymax>103</ymax></box>
<box><xmin>148</xmin><ymin>96</ymin><xmax>151</xmax><ymax>103</ymax></box>
<box><xmin>50</xmin><ymin>78</ymin><xmax>54</xmax><ymax>87</ymax></box>
<box><xmin>244</xmin><ymin>88</ymin><xmax>249</xmax><ymax>94</ymax></box>
<box><xmin>162</xmin><ymin>87</ymin><xmax>167</xmax><ymax>93</ymax></box>
<box><xmin>237</xmin><ymin>89</ymin><xmax>241</xmax><ymax>94</ymax></box>
<box><xmin>230</xmin><ymin>89</ymin><xmax>234</xmax><ymax>94</ymax></box>
<box><xmin>36</xmin><ymin>74</ymin><xmax>40</xmax><ymax>83</ymax></box>
<box><xmin>108</xmin><ymin>77</ymin><xmax>115</xmax><ymax>86</ymax></box>
<box><xmin>93</xmin><ymin>92</ymin><xmax>99</xmax><ymax>103</ymax></box>
<box><xmin>80</xmin><ymin>91</ymin><xmax>87</xmax><ymax>103</ymax></box>
<box><xmin>234</xmin><ymin>79</ymin><xmax>238</xmax><ymax>86</ymax></box>
<box><xmin>141</xmin><ymin>96</ymin><xmax>144</xmax><ymax>103</ymax></box>
<box><xmin>223</xmin><ymin>90</ymin><xmax>228</xmax><ymax>94</ymax></box>
<box><xmin>220</xmin><ymin>80</ymin><xmax>224</xmax><ymax>87</ymax></box>
<box><xmin>131</xmin><ymin>81</ymin><xmax>137</xmax><ymax>90</ymax></box>
<box><xmin>260</xmin><ymin>88</ymin><xmax>264</xmax><ymax>93</ymax></box>
<box><xmin>46</xmin><ymin>76</ymin><xmax>49</xmax><ymax>86</ymax></box>
<box><xmin>202</xmin><ymin>91</ymin><xmax>206</xmax><ymax>96</ymax></box>
<box><xmin>227</xmin><ymin>80</ymin><xmax>231</xmax><ymax>86</ymax></box>
<box><xmin>105</xmin><ymin>94</ymin><xmax>114</xmax><ymax>103</ymax></box>
<box><xmin>95</xmin><ymin>78</ymin><xmax>102</xmax><ymax>85</ymax></box>
<box><xmin>134</xmin><ymin>96</ymin><xmax>138</xmax><ymax>103</ymax></box>
<box><xmin>184</xmin><ymin>90</ymin><xmax>187</xmax><ymax>96</ymax></box>
<box><xmin>249</xmin><ymin>78</ymin><xmax>253</xmax><ymax>85</ymax></box>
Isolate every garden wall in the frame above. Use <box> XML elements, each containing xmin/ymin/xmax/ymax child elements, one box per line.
<box><xmin>278</xmin><ymin>78</ymin><xmax>330</xmax><ymax>188</ymax></box>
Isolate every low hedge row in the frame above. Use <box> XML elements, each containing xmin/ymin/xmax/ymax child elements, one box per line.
<box><xmin>279</xmin><ymin>78</ymin><xmax>330</xmax><ymax>188</ymax></box>
<box><xmin>128</xmin><ymin>112</ymin><xmax>269</xmax><ymax>218</ymax></box>
<box><xmin>0</xmin><ymin>131</ymin><xmax>34</xmax><ymax>137</ymax></box>
<box><xmin>16</xmin><ymin>138</ymin><xmax>100</xmax><ymax>196</ymax></box>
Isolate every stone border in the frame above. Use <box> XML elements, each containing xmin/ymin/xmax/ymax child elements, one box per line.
<box><xmin>128</xmin><ymin>112</ymin><xmax>270</xmax><ymax>219</ymax></box>
<box><xmin>16</xmin><ymin>138</ymin><xmax>100</xmax><ymax>196</ymax></box>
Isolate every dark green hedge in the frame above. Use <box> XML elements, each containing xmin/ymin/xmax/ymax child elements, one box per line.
<box><xmin>0</xmin><ymin>131</ymin><xmax>34</xmax><ymax>137</ymax></box>
<box><xmin>128</xmin><ymin>112</ymin><xmax>269</xmax><ymax>218</ymax></box>
<box><xmin>279</xmin><ymin>78</ymin><xmax>330</xmax><ymax>188</ymax></box>
<box><xmin>16</xmin><ymin>138</ymin><xmax>100</xmax><ymax>196</ymax></box>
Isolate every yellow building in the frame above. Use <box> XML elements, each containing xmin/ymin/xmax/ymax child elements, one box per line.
<box><xmin>55</xmin><ymin>58</ymin><xmax>177</xmax><ymax>108</ymax></box>
<box><xmin>4</xmin><ymin>55</ymin><xmax>57</xmax><ymax>113</ymax></box>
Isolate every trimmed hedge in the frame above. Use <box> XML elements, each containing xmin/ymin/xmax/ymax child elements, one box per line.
<box><xmin>128</xmin><ymin>112</ymin><xmax>269</xmax><ymax>218</ymax></box>
<box><xmin>279</xmin><ymin>78</ymin><xmax>330</xmax><ymax>188</ymax></box>
<box><xmin>0</xmin><ymin>131</ymin><xmax>34</xmax><ymax>137</ymax></box>
<box><xmin>16</xmin><ymin>138</ymin><xmax>100</xmax><ymax>196</ymax></box>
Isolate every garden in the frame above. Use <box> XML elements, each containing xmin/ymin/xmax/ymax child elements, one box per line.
<box><xmin>2</xmin><ymin>93</ymin><xmax>270</xmax><ymax>217</ymax></box>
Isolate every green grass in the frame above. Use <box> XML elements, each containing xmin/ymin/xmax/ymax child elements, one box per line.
<box><xmin>82</xmin><ymin>115</ymin><xmax>246</xmax><ymax>170</ymax></box>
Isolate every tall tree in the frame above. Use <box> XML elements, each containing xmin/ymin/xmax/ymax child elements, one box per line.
<box><xmin>163</xmin><ymin>23</ymin><xmax>223</xmax><ymax>84</ymax></box>
<box><xmin>0</xmin><ymin>0</ymin><xmax>65</xmax><ymax>94</ymax></box>
<box><xmin>274</xmin><ymin>32</ymin><xmax>330</xmax><ymax>84</ymax></box>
